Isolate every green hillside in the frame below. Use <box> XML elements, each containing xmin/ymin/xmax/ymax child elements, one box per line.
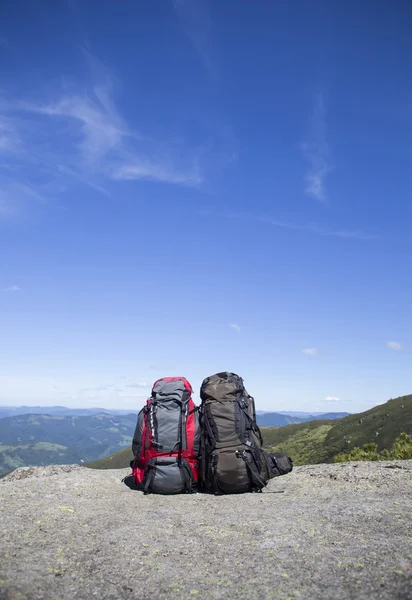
<box><xmin>86</xmin><ymin>394</ymin><xmax>412</xmax><ymax>471</ymax></box>
<box><xmin>262</xmin><ymin>421</ymin><xmax>334</xmax><ymax>464</ymax></box>
<box><xmin>263</xmin><ymin>394</ymin><xmax>412</xmax><ymax>465</ymax></box>
<box><xmin>86</xmin><ymin>446</ymin><xmax>134</xmax><ymax>469</ymax></box>
<box><xmin>0</xmin><ymin>413</ymin><xmax>137</xmax><ymax>477</ymax></box>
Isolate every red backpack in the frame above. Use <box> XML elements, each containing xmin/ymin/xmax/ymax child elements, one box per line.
<box><xmin>132</xmin><ymin>377</ymin><xmax>200</xmax><ymax>494</ymax></box>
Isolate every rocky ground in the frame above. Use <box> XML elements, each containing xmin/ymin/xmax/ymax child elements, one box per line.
<box><xmin>1</xmin><ymin>461</ymin><xmax>411</xmax><ymax>600</ymax></box>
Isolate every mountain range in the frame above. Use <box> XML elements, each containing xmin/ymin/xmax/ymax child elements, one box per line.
<box><xmin>0</xmin><ymin>413</ymin><xmax>136</xmax><ymax>477</ymax></box>
<box><xmin>0</xmin><ymin>406</ymin><xmax>349</xmax><ymax>477</ymax></box>
<box><xmin>0</xmin><ymin>405</ymin><xmax>348</xmax><ymax>425</ymax></box>
<box><xmin>256</xmin><ymin>411</ymin><xmax>349</xmax><ymax>427</ymax></box>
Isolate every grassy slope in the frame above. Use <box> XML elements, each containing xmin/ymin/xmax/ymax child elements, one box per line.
<box><xmin>263</xmin><ymin>394</ymin><xmax>412</xmax><ymax>465</ymax></box>
<box><xmin>261</xmin><ymin>421</ymin><xmax>334</xmax><ymax>464</ymax></box>
<box><xmin>86</xmin><ymin>447</ymin><xmax>134</xmax><ymax>469</ymax></box>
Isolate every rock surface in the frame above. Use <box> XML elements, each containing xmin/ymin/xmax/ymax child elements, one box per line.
<box><xmin>1</xmin><ymin>461</ymin><xmax>412</xmax><ymax>600</ymax></box>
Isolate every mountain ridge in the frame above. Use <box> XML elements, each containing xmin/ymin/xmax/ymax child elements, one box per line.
<box><xmin>0</xmin><ymin>405</ymin><xmax>349</xmax><ymax>422</ymax></box>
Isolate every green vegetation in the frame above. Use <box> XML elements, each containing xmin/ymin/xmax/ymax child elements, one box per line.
<box><xmin>262</xmin><ymin>421</ymin><xmax>334</xmax><ymax>464</ymax></box>
<box><xmin>86</xmin><ymin>447</ymin><xmax>134</xmax><ymax>469</ymax></box>
<box><xmin>334</xmin><ymin>433</ymin><xmax>412</xmax><ymax>462</ymax></box>
<box><xmin>261</xmin><ymin>394</ymin><xmax>412</xmax><ymax>465</ymax></box>
<box><xmin>0</xmin><ymin>413</ymin><xmax>137</xmax><ymax>477</ymax></box>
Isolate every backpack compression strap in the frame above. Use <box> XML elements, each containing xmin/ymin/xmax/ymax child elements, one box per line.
<box><xmin>238</xmin><ymin>449</ymin><xmax>267</xmax><ymax>491</ymax></box>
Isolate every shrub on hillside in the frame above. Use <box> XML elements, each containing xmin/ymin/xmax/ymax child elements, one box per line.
<box><xmin>334</xmin><ymin>433</ymin><xmax>412</xmax><ymax>462</ymax></box>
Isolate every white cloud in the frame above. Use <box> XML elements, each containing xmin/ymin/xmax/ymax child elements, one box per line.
<box><xmin>125</xmin><ymin>381</ymin><xmax>149</xmax><ymax>389</ymax></box>
<box><xmin>93</xmin><ymin>384</ymin><xmax>116</xmax><ymax>391</ymax></box>
<box><xmin>302</xmin><ymin>348</ymin><xmax>317</xmax><ymax>355</ymax></box>
<box><xmin>112</xmin><ymin>161</ymin><xmax>201</xmax><ymax>185</ymax></box>
<box><xmin>22</xmin><ymin>84</ymin><xmax>200</xmax><ymax>186</ymax></box>
<box><xmin>0</xmin><ymin>54</ymin><xmax>203</xmax><ymax>218</ymax></box>
<box><xmin>4</xmin><ymin>285</ymin><xmax>20</xmax><ymax>292</ymax></box>
<box><xmin>257</xmin><ymin>217</ymin><xmax>377</xmax><ymax>241</ymax></box>
<box><xmin>325</xmin><ymin>396</ymin><xmax>340</xmax><ymax>402</ymax></box>
<box><xmin>199</xmin><ymin>211</ymin><xmax>378</xmax><ymax>242</ymax></box>
<box><xmin>173</xmin><ymin>0</ymin><xmax>214</xmax><ymax>76</ymax></box>
<box><xmin>229</xmin><ymin>323</ymin><xmax>241</xmax><ymax>333</ymax></box>
<box><xmin>0</xmin><ymin>116</ymin><xmax>20</xmax><ymax>153</ymax></box>
<box><xmin>387</xmin><ymin>341</ymin><xmax>402</xmax><ymax>351</ymax></box>
<box><xmin>301</xmin><ymin>92</ymin><xmax>332</xmax><ymax>203</ymax></box>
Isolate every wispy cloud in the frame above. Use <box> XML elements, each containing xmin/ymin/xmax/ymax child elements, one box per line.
<box><xmin>173</xmin><ymin>0</ymin><xmax>214</xmax><ymax>75</ymax></box>
<box><xmin>325</xmin><ymin>396</ymin><xmax>340</xmax><ymax>402</ymax></box>
<box><xmin>0</xmin><ymin>54</ymin><xmax>202</xmax><ymax>218</ymax></box>
<box><xmin>4</xmin><ymin>285</ymin><xmax>21</xmax><ymax>292</ymax></box>
<box><xmin>386</xmin><ymin>341</ymin><xmax>402</xmax><ymax>351</ymax></box>
<box><xmin>257</xmin><ymin>216</ymin><xmax>377</xmax><ymax>241</ymax></box>
<box><xmin>93</xmin><ymin>384</ymin><xmax>116</xmax><ymax>391</ymax></box>
<box><xmin>0</xmin><ymin>117</ymin><xmax>18</xmax><ymax>153</ymax></box>
<box><xmin>0</xmin><ymin>180</ymin><xmax>49</xmax><ymax>218</ymax></box>
<box><xmin>229</xmin><ymin>323</ymin><xmax>241</xmax><ymax>333</ymax></box>
<box><xmin>198</xmin><ymin>210</ymin><xmax>377</xmax><ymax>241</ymax></box>
<box><xmin>301</xmin><ymin>92</ymin><xmax>331</xmax><ymax>202</ymax></box>
<box><xmin>302</xmin><ymin>348</ymin><xmax>317</xmax><ymax>355</ymax></box>
<box><xmin>20</xmin><ymin>82</ymin><xmax>201</xmax><ymax>185</ymax></box>
<box><xmin>112</xmin><ymin>161</ymin><xmax>201</xmax><ymax>185</ymax></box>
<box><xmin>125</xmin><ymin>381</ymin><xmax>149</xmax><ymax>389</ymax></box>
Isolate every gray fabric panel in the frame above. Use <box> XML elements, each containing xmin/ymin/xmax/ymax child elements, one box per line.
<box><xmin>152</xmin><ymin>379</ymin><xmax>188</xmax><ymax>402</ymax></box>
<box><xmin>215</xmin><ymin>449</ymin><xmax>251</xmax><ymax>494</ymax></box>
<box><xmin>207</xmin><ymin>400</ymin><xmax>240</xmax><ymax>446</ymax></box>
<box><xmin>155</xmin><ymin>401</ymin><xmax>182</xmax><ymax>452</ymax></box>
<box><xmin>203</xmin><ymin>379</ymin><xmax>238</xmax><ymax>402</ymax></box>
<box><xmin>150</xmin><ymin>459</ymin><xmax>190</xmax><ymax>495</ymax></box>
<box><xmin>132</xmin><ymin>409</ymin><xmax>145</xmax><ymax>457</ymax></box>
<box><xmin>193</xmin><ymin>409</ymin><xmax>201</xmax><ymax>457</ymax></box>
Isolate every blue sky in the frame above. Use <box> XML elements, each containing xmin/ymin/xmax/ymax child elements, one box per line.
<box><xmin>1</xmin><ymin>1</ymin><xmax>411</xmax><ymax>413</ymax></box>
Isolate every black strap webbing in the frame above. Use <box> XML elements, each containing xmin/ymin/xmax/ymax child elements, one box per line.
<box><xmin>242</xmin><ymin>450</ymin><xmax>267</xmax><ymax>491</ymax></box>
<box><xmin>143</xmin><ymin>463</ymin><xmax>156</xmax><ymax>495</ymax></box>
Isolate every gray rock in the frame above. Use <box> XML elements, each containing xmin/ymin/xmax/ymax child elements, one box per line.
<box><xmin>1</xmin><ymin>461</ymin><xmax>411</xmax><ymax>600</ymax></box>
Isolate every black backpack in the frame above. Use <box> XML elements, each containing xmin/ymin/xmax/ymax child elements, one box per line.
<box><xmin>199</xmin><ymin>372</ymin><xmax>278</xmax><ymax>494</ymax></box>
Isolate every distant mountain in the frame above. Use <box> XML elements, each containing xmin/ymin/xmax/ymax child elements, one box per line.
<box><xmin>0</xmin><ymin>406</ymin><xmax>138</xmax><ymax>419</ymax></box>
<box><xmin>276</xmin><ymin>411</ymin><xmax>348</xmax><ymax>417</ymax></box>
<box><xmin>256</xmin><ymin>413</ymin><xmax>307</xmax><ymax>426</ymax></box>
<box><xmin>311</xmin><ymin>412</ymin><xmax>350</xmax><ymax>421</ymax></box>
<box><xmin>0</xmin><ymin>405</ymin><xmax>349</xmax><ymax>427</ymax></box>
<box><xmin>255</xmin><ymin>411</ymin><xmax>349</xmax><ymax>427</ymax></box>
<box><xmin>0</xmin><ymin>413</ymin><xmax>137</xmax><ymax>477</ymax></box>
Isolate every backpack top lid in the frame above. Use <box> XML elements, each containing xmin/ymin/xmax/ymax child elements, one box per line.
<box><xmin>203</xmin><ymin>372</ymin><xmax>243</xmax><ymax>384</ymax></box>
<box><xmin>200</xmin><ymin>372</ymin><xmax>246</xmax><ymax>400</ymax></box>
<box><xmin>151</xmin><ymin>377</ymin><xmax>193</xmax><ymax>402</ymax></box>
